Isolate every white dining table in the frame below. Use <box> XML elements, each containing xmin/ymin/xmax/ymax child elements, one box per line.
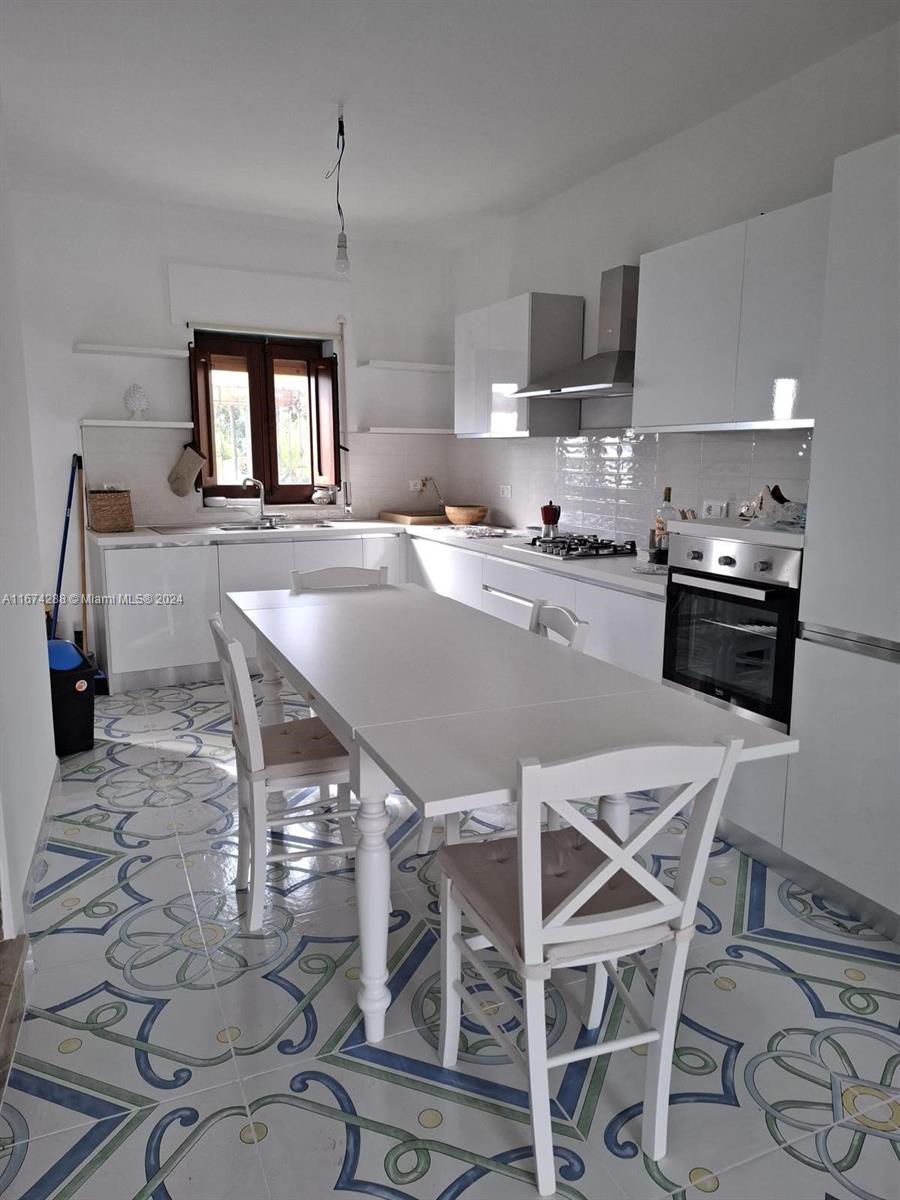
<box><xmin>225</xmin><ymin>583</ymin><xmax>798</xmax><ymax>1043</ymax></box>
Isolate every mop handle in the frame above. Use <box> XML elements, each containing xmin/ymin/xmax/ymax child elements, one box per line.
<box><xmin>50</xmin><ymin>453</ymin><xmax>81</xmax><ymax>641</ymax></box>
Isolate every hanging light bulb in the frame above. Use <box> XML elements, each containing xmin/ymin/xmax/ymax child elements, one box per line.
<box><xmin>326</xmin><ymin>105</ymin><xmax>349</xmax><ymax>275</ymax></box>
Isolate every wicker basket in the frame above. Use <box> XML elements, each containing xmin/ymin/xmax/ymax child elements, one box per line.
<box><xmin>88</xmin><ymin>489</ymin><xmax>134</xmax><ymax>532</ymax></box>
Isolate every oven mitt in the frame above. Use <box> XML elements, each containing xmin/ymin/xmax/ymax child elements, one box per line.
<box><xmin>168</xmin><ymin>446</ymin><xmax>206</xmax><ymax>496</ymax></box>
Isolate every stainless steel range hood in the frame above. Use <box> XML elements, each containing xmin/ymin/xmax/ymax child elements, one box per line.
<box><xmin>512</xmin><ymin>266</ymin><xmax>638</xmax><ymax>416</ymax></box>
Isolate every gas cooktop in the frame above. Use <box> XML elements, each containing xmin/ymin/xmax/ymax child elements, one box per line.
<box><xmin>512</xmin><ymin>535</ymin><xmax>638</xmax><ymax>560</ymax></box>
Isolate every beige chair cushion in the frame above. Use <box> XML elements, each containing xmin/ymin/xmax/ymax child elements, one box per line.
<box><xmin>259</xmin><ymin>717</ymin><xmax>349</xmax><ymax>780</ymax></box>
<box><xmin>437</xmin><ymin>821</ymin><xmax>671</xmax><ymax>966</ymax></box>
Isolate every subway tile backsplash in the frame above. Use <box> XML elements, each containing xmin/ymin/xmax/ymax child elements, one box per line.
<box><xmin>83</xmin><ymin>424</ymin><xmax>811</xmax><ymax>538</ymax></box>
<box><xmin>447</xmin><ymin>427</ymin><xmax>812</xmax><ymax>541</ymax></box>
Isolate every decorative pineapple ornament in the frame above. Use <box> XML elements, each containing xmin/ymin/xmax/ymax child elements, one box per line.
<box><xmin>123</xmin><ymin>383</ymin><xmax>150</xmax><ymax>419</ymax></box>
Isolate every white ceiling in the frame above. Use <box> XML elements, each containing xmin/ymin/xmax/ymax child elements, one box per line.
<box><xmin>2</xmin><ymin>0</ymin><xmax>897</xmax><ymax>238</ymax></box>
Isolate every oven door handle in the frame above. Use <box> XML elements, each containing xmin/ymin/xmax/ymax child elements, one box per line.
<box><xmin>670</xmin><ymin>572</ymin><xmax>771</xmax><ymax>602</ymax></box>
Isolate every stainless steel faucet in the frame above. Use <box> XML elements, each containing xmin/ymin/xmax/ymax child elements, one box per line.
<box><xmin>242</xmin><ymin>477</ymin><xmax>284</xmax><ymax>528</ymax></box>
<box><xmin>341</xmin><ymin>480</ymin><xmax>352</xmax><ymax>515</ymax></box>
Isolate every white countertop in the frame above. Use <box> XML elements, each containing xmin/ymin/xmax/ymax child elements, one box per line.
<box><xmin>86</xmin><ymin>520</ymin><xmax>399</xmax><ymax>547</ymax></box>
<box><xmin>87</xmin><ymin>518</ymin><xmax>667</xmax><ymax>599</ymax></box>
<box><xmin>405</xmin><ymin>525</ymin><xmax>668</xmax><ymax>599</ymax></box>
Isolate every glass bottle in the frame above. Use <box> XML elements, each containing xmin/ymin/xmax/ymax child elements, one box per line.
<box><xmin>653</xmin><ymin>485</ymin><xmax>677</xmax><ymax>560</ymax></box>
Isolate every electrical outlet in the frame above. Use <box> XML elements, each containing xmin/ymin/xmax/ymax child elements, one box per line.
<box><xmin>408</xmin><ymin>479</ymin><xmax>423</xmax><ymax>493</ymax></box>
<box><xmin>702</xmin><ymin>499</ymin><xmax>727</xmax><ymax>518</ymax></box>
<box><xmin>498</xmin><ymin>484</ymin><xmax>512</xmax><ymax>499</ymax></box>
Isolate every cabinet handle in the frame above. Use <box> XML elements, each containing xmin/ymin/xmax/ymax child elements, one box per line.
<box><xmin>482</xmin><ymin>583</ymin><xmax>533</xmax><ymax>608</ymax></box>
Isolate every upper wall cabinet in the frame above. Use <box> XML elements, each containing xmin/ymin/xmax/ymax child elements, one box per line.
<box><xmin>454</xmin><ymin>292</ymin><xmax>584</xmax><ymax>437</ymax></box>
<box><xmin>632</xmin><ymin>220</ymin><xmax>747</xmax><ymax>428</ymax></box>
<box><xmin>632</xmin><ymin>195</ymin><xmax>829</xmax><ymax>429</ymax></box>
<box><xmin>734</xmin><ymin>194</ymin><xmax>831</xmax><ymax>423</ymax></box>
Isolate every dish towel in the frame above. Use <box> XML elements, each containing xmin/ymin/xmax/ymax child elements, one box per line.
<box><xmin>167</xmin><ymin>446</ymin><xmax>206</xmax><ymax>496</ymax></box>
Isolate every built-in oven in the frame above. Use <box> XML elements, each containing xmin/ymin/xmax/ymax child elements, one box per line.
<box><xmin>663</xmin><ymin>533</ymin><xmax>802</xmax><ymax>732</ymax></box>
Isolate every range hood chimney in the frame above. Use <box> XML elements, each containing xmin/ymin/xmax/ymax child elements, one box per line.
<box><xmin>512</xmin><ymin>265</ymin><xmax>638</xmax><ymax>403</ymax></box>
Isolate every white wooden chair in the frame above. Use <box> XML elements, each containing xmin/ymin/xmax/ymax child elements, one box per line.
<box><xmin>290</xmin><ymin>565</ymin><xmax>387</xmax><ymax>593</ymax></box>
<box><xmin>437</xmin><ymin>737</ymin><xmax>742</xmax><ymax>1197</ymax></box>
<box><xmin>415</xmin><ymin>600</ymin><xmax>590</xmax><ymax>854</ymax></box>
<box><xmin>527</xmin><ymin>600</ymin><xmax>588</xmax><ymax>651</ymax></box>
<box><xmin>209</xmin><ymin>614</ymin><xmax>354</xmax><ymax>931</ymax></box>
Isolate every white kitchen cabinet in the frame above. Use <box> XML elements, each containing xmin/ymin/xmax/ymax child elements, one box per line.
<box><xmin>407</xmin><ymin>537</ymin><xmax>483</xmax><ymax>609</ymax></box>
<box><xmin>218</xmin><ymin>541</ymin><xmax>295</xmax><ymax>658</ymax></box>
<box><xmin>633</xmin><ymin>220</ymin><xmax>747</xmax><ymax>428</ymax></box>
<box><xmin>362</xmin><ymin>534</ymin><xmax>404</xmax><ymax>583</ymax></box>
<box><xmin>293</xmin><ymin>537</ymin><xmax>363</xmax><ymax>574</ymax></box>
<box><xmin>783</xmin><ymin>639</ymin><xmax>900</xmax><ymax>912</ymax></box>
<box><xmin>800</xmin><ymin>137</ymin><xmax>899</xmax><ymax>643</ymax></box>
<box><xmin>573</xmin><ymin>582</ymin><xmax>665</xmax><ymax>681</ymax></box>
<box><xmin>103</xmin><ymin>545</ymin><xmax>220</xmax><ymax>675</ymax></box>
<box><xmin>722</xmin><ymin>757</ymin><xmax>788</xmax><ymax>848</ymax></box>
<box><xmin>481</xmin><ymin>557</ymin><xmax>575</xmax><ymax>631</ymax></box>
<box><xmin>734</xmin><ymin>194</ymin><xmax>831</xmax><ymax>422</ymax></box>
<box><xmin>454</xmin><ymin>292</ymin><xmax>584</xmax><ymax>437</ymax></box>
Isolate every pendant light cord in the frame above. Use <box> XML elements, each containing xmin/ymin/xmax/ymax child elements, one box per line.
<box><xmin>326</xmin><ymin>109</ymin><xmax>346</xmax><ymax>234</ymax></box>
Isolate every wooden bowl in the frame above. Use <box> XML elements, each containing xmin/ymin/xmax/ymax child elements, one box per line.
<box><xmin>444</xmin><ymin>504</ymin><xmax>488</xmax><ymax>525</ymax></box>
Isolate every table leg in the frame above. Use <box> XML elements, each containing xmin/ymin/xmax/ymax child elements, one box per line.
<box><xmin>598</xmin><ymin>793</ymin><xmax>631</xmax><ymax>842</ymax></box>
<box><xmin>354</xmin><ymin>791</ymin><xmax>392</xmax><ymax>1042</ymax></box>
<box><xmin>257</xmin><ymin>647</ymin><xmax>286</xmax><ymax>725</ymax></box>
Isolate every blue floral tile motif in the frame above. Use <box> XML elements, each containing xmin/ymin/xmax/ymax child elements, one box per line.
<box><xmin>3</xmin><ymin>679</ymin><xmax>898</xmax><ymax>1200</ymax></box>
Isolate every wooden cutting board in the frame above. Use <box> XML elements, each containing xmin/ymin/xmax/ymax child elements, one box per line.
<box><xmin>378</xmin><ymin>511</ymin><xmax>449</xmax><ymax>525</ymax></box>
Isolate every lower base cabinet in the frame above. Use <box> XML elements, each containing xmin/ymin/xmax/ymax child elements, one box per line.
<box><xmin>103</xmin><ymin>545</ymin><xmax>220</xmax><ymax>675</ymax></box>
<box><xmin>481</xmin><ymin>557</ymin><xmax>575</xmax><ymax>630</ymax></box>
<box><xmin>574</xmin><ymin>582</ymin><xmax>665</xmax><ymax>681</ymax></box>
<box><xmin>219</xmin><ymin>541</ymin><xmax>295</xmax><ymax>658</ymax></box>
<box><xmin>783</xmin><ymin>639</ymin><xmax>900</xmax><ymax>913</ymax></box>
<box><xmin>362</xmin><ymin>534</ymin><xmax>404</xmax><ymax>582</ymax></box>
<box><xmin>407</xmin><ymin>537</ymin><xmax>483</xmax><ymax>608</ymax></box>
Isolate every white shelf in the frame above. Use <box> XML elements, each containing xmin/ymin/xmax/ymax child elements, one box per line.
<box><xmin>74</xmin><ymin>342</ymin><xmax>189</xmax><ymax>360</ymax></box>
<box><xmin>357</xmin><ymin>359</ymin><xmax>452</xmax><ymax>374</ymax></box>
<box><xmin>365</xmin><ymin>426</ymin><xmax>455</xmax><ymax>435</ymax></box>
<box><xmin>80</xmin><ymin>419</ymin><xmax>194</xmax><ymax>430</ymax></box>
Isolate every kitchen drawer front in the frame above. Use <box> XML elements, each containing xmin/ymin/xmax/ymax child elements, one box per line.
<box><xmin>103</xmin><ymin>545</ymin><xmax>220</xmax><ymax>673</ymax></box>
<box><xmin>293</xmin><ymin>537</ymin><xmax>363</xmax><ymax>574</ymax></box>
<box><xmin>362</xmin><ymin>535</ymin><xmax>404</xmax><ymax>583</ymax></box>
<box><xmin>482</xmin><ymin>557</ymin><xmax>576</xmax><ymax>631</ymax></box>
<box><xmin>407</xmin><ymin>538</ymin><xmax>483</xmax><ymax>609</ymax></box>
<box><xmin>218</xmin><ymin>541</ymin><xmax>295</xmax><ymax>658</ymax></box>
<box><xmin>574</xmin><ymin>581</ymin><xmax>665</xmax><ymax>681</ymax></box>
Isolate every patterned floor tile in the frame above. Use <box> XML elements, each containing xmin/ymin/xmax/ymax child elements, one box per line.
<box><xmin>7</xmin><ymin>953</ymin><xmax>242</xmax><ymax>1133</ymax></box>
<box><xmin>0</xmin><ymin>1078</ymin><xmax>268</xmax><ymax>1200</ymax></box>
<box><xmin>10</xmin><ymin>679</ymin><xmax>897</xmax><ymax>1200</ymax></box>
<box><xmin>241</xmin><ymin>1058</ymin><xmax>597</xmax><ymax>1200</ymax></box>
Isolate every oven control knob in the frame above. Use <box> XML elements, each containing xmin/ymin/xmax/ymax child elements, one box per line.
<box><xmin>753</xmin><ymin>560</ymin><xmax>772</xmax><ymax>572</ymax></box>
<box><xmin>718</xmin><ymin>555</ymin><xmax>737</xmax><ymax>566</ymax></box>
<box><xmin>688</xmin><ymin>549</ymin><xmax>703</xmax><ymax>561</ymax></box>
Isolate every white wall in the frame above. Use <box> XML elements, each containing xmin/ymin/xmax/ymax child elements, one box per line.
<box><xmin>453</xmin><ymin>25</ymin><xmax>900</xmax><ymax>342</ymax></box>
<box><xmin>10</xmin><ymin>192</ymin><xmax>454</xmax><ymax>628</ymax></box>
<box><xmin>0</xmin><ymin>110</ymin><xmax>57</xmax><ymax>939</ymax></box>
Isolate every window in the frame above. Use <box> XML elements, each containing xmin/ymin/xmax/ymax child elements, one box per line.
<box><xmin>189</xmin><ymin>330</ymin><xmax>341</xmax><ymax>503</ymax></box>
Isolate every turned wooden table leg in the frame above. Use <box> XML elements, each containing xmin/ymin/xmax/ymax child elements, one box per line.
<box><xmin>257</xmin><ymin>646</ymin><xmax>286</xmax><ymax>725</ymax></box>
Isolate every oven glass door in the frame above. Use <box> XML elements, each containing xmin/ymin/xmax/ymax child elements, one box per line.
<box><xmin>664</xmin><ymin>571</ymin><xmax>799</xmax><ymax>728</ymax></box>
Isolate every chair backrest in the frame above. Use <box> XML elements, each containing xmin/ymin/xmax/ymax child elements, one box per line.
<box><xmin>528</xmin><ymin>601</ymin><xmax>588</xmax><ymax>651</ymax></box>
<box><xmin>290</xmin><ymin>565</ymin><xmax>388</xmax><ymax>594</ymax></box>
<box><xmin>515</xmin><ymin>737</ymin><xmax>743</xmax><ymax>965</ymax></box>
<box><xmin>209</xmin><ymin>614</ymin><xmax>265</xmax><ymax>772</ymax></box>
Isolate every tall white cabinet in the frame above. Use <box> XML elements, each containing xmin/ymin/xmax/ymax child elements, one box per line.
<box><xmin>785</xmin><ymin>136</ymin><xmax>900</xmax><ymax>916</ymax></box>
